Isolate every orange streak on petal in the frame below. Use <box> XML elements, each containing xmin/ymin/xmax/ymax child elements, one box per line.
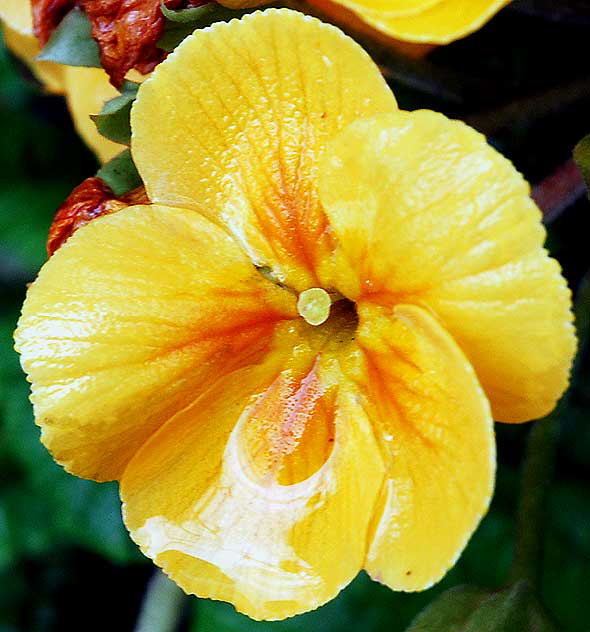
<box><xmin>241</xmin><ymin>356</ymin><xmax>337</xmax><ymax>485</ymax></box>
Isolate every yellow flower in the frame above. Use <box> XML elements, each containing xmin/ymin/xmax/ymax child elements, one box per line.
<box><xmin>309</xmin><ymin>0</ymin><xmax>513</xmax><ymax>44</ymax></box>
<box><xmin>0</xmin><ymin>1</ymin><xmax>123</xmax><ymax>163</ymax></box>
<box><xmin>15</xmin><ymin>8</ymin><xmax>574</xmax><ymax>621</ymax></box>
<box><xmin>0</xmin><ymin>0</ymin><xmax>64</xmax><ymax>93</ymax></box>
<box><xmin>61</xmin><ymin>66</ymin><xmax>132</xmax><ymax>163</ymax></box>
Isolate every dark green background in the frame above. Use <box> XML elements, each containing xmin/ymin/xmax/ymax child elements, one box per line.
<box><xmin>1</xmin><ymin>4</ymin><xmax>589</xmax><ymax>631</ymax></box>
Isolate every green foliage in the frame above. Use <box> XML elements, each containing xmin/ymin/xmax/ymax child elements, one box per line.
<box><xmin>404</xmin><ymin>585</ymin><xmax>497</xmax><ymax>632</ymax></box>
<box><xmin>160</xmin><ymin>1</ymin><xmax>221</xmax><ymax>23</ymax></box>
<box><xmin>158</xmin><ymin>4</ymin><xmax>253</xmax><ymax>51</ymax></box>
<box><xmin>573</xmin><ymin>134</ymin><xmax>590</xmax><ymax>196</ymax></box>
<box><xmin>405</xmin><ymin>582</ymin><xmax>556</xmax><ymax>632</ymax></box>
<box><xmin>96</xmin><ymin>149</ymin><xmax>142</xmax><ymax>195</ymax></box>
<box><xmin>91</xmin><ymin>80</ymin><xmax>139</xmax><ymax>145</ymax></box>
<box><xmin>0</xmin><ymin>37</ymin><xmax>144</xmax><ymax>628</ymax></box>
<box><xmin>36</xmin><ymin>8</ymin><xmax>101</xmax><ymax>68</ymax></box>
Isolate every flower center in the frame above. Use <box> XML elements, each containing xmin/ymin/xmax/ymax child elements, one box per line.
<box><xmin>297</xmin><ymin>288</ymin><xmax>332</xmax><ymax>326</ymax></box>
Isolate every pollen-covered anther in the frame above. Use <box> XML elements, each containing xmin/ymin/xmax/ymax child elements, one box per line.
<box><xmin>297</xmin><ymin>288</ymin><xmax>332</xmax><ymax>326</ymax></box>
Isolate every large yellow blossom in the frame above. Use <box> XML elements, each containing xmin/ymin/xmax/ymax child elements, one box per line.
<box><xmin>313</xmin><ymin>0</ymin><xmax>513</xmax><ymax>43</ymax></box>
<box><xmin>0</xmin><ymin>1</ymin><xmax>122</xmax><ymax>163</ymax></box>
<box><xmin>15</xmin><ymin>8</ymin><xmax>574</xmax><ymax>621</ymax></box>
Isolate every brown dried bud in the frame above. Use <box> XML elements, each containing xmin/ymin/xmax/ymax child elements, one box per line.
<box><xmin>32</xmin><ymin>0</ymin><xmax>76</xmax><ymax>45</ymax></box>
<box><xmin>32</xmin><ymin>0</ymin><xmax>205</xmax><ymax>87</ymax></box>
<box><xmin>47</xmin><ymin>177</ymin><xmax>149</xmax><ymax>256</ymax></box>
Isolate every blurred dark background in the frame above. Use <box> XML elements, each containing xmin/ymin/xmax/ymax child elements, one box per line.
<box><xmin>1</xmin><ymin>3</ymin><xmax>589</xmax><ymax>631</ymax></box>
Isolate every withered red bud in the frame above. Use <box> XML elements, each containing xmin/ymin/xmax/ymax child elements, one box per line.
<box><xmin>47</xmin><ymin>177</ymin><xmax>149</xmax><ymax>257</ymax></box>
<box><xmin>32</xmin><ymin>0</ymin><xmax>206</xmax><ymax>87</ymax></box>
<box><xmin>32</xmin><ymin>0</ymin><xmax>76</xmax><ymax>45</ymax></box>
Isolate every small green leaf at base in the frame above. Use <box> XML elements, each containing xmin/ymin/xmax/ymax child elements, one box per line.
<box><xmin>158</xmin><ymin>3</ymin><xmax>255</xmax><ymax>51</ymax></box>
<box><xmin>405</xmin><ymin>581</ymin><xmax>557</xmax><ymax>632</ymax></box>
<box><xmin>160</xmin><ymin>1</ymin><xmax>218</xmax><ymax>23</ymax></box>
<box><xmin>36</xmin><ymin>8</ymin><xmax>101</xmax><ymax>68</ymax></box>
<box><xmin>96</xmin><ymin>149</ymin><xmax>142</xmax><ymax>196</ymax></box>
<box><xmin>91</xmin><ymin>81</ymin><xmax>139</xmax><ymax>145</ymax></box>
<box><xmin>573</xmin><ymin>133</ymin><xmax>590</xmax><ymax>197</ymax></box>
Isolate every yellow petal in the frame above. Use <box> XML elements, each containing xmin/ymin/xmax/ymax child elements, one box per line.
<box><xmin>0</xmin><ymin>0</ymin><xmax>33</xmax><ymax>34</ymax></box>
<box><xmin>2</xmin><ymin>25</ymin><xmax>65</xmax><ymax>94</ymax></box>
<box><xmin>131</xmin><ymin>8</ymin><xmax>396</xmax><ymax>292</ymax></box>
<box><xmin>121</xmin><ymin>321</ymin><xmax>384</xmax><ymax>620</ymax></box>
<box><xmin>307</xmin><ymin>0</ymin><xmax>437</xmax><ymax>59</ymax></box>
<box><xmin>15</xmin><ymin>204</ymin><xmax>296</xmax><ymax>481</ymax></box>
<box><xmin>63</xmin><ymin>66</ymin><xmax>124</xmax><ymax>163</ymax></box>
<box><xmin>336</xmin><ymin>0</ymin><xmax>442</xmax><ymax>18</ymax></box>
<box><xmin>352</xmin><ymin>302</ymin><xmax>495</xmax><ymax>590</ymax></box>
<box><xmin>319</xmin><ymin>111</ymin><xmax>575</xmax><ymax>422</ymax></box>
<box><xmin>353</xmin><ymin>0</ymin><xmax>512</xmax><ymax>43</ymax></box>
<box><xmin>217</xmin><ymin>0</ymin><xmax>273</xmax><ymax>7</ymax></box>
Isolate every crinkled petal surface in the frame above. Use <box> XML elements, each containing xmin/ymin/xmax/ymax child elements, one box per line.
<box><xmin>319</xmin><ymin>111</ymin><xmax>575</xmax><ymax>422</ymax></box>
<box><xmin>122</xmin><ymin>317</ymin><xmax>384</xmax><ymax>620</ymax></box>
<box><xmin>131</xmin><ymin>8</ymin><xmax>397</xmax><ymax>292</ymax></box>
<box><xmin>354</xmin><ymin>0</ymin><xmax>512</xmax><ymax>43</ymax></box>
<box><xmin>15</xmin><ymin>205</ymin><xmax>296</xmax><ymax>481</ymax></box>
<box><xmin>352</xmin><ymin>303</ymin><xmax>494</xmax><ymax>590</ymax></box>
<box><xmin>63</xmin><ymin>66</ymin><xmax>123</xmax><ymax>163</ymax></box>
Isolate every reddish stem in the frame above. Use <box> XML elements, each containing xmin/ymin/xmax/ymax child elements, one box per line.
<box><xmin>532</xmin><ymin>159</ymin><xmax>586</xmax><ymax>224</ymax></box>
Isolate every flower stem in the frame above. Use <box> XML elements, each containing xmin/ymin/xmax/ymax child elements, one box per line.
<box><xmin>510</xmin><ymin>414</ymin><xmax>558</xmax><ymax>588</ymax></box>
<box><xmin>134</xmin><ymin>570</ymin><xmax>187</xmax><ymax>632</ymax></box>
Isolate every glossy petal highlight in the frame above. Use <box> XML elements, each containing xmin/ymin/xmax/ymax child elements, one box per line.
<box><xmin>319</xmin><ymin>111</ymin><xmax>575</xmax><ymax>422</ymax></box>
<box><xmin>122</xmin><ymin>324</ymin><xmax>384</xmax><ymax>620</ymax></box>
<box><xmin>337</xmin><ymin>0</ymin><xmax>442</xmax><ymax>18</ymax></box>
<box><xmin>0</xmin><ymin>0</ymin><xmax>34</xmax><ymax>34</ymax></box>
<box><xmin>354</xmin><ymin>303</ymin><xmax>495</xmax><ymax>590</ymax></box>
<box><xmin>15</xmin><ymin>205</ymin><xmax>296</xmax><ymax>481</ymax></box>
<box><xmin>353</xmin><ymin>0</ymin><xmax>512</xmax><ymax>43</ymax></box>
<box><xmin>132</xmin><ymin>8</ymin><xmax>396</xmax><ymax>291</ymax></box>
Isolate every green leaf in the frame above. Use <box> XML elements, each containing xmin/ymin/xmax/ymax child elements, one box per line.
<box><xmin>91</xmin><ymin>81</ymin><xmax>139</xmax><ymax>145</ymax></box>
<box><xmin>573</xmin><ymin>133</ymin><xmax>590</xmax><ymax>196</ymax></box>
<box><xmin>1</xmin><ymin>362</ymin><xmax>141</xmax><ymax>565</ymax></box>
<box><xmin>160</xmin><ymin>1</ymin><xmax>218</xmax><ymax>23</ymax></box>
<box><xmin>404</xmin><ymin>585</ymin><xmax>490</xmax><ymax>632</ymax></box>
<box><xmin>36</xmin><ymin>7</ymin><xmax>101</xmax><ymax>67</ymax></box>
<box><xmin>96</xmin><ymin>149</ymin><xmax>142</xmax><ymax>196</ymax></box>
<box><xmin>158</xmin><ymin>4</ymin><xmax>253</xmax><ymax>51</ymax></box>
<box><xmin>405</xmin><ymin>582</ymin><xmax>557</xmax><ymax>632</ymax></box>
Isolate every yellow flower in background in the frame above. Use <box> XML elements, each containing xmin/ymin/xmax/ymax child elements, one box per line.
<box><xmin>15</xmin><ymin>8</ymin><xmax>574</xmax><ymax>622</ymax></box>
<box><xmin>312</xmin><ymin>0</ymin><xmax>513</xmax><ymax>43</ymax></box>
<box><xmin>60</xmin><ymin>66</ymin><xmax>132</xmax><ymax>164</ymax></box>
<box><xmin>0</xmin><ymin>1</ymin><xmax>123</xmax><ymax>163</ymax></box>
<box><xmin>0</xmin><ymin>0</ymin><xmax>64</xmax><ymax>93</ymax></box>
